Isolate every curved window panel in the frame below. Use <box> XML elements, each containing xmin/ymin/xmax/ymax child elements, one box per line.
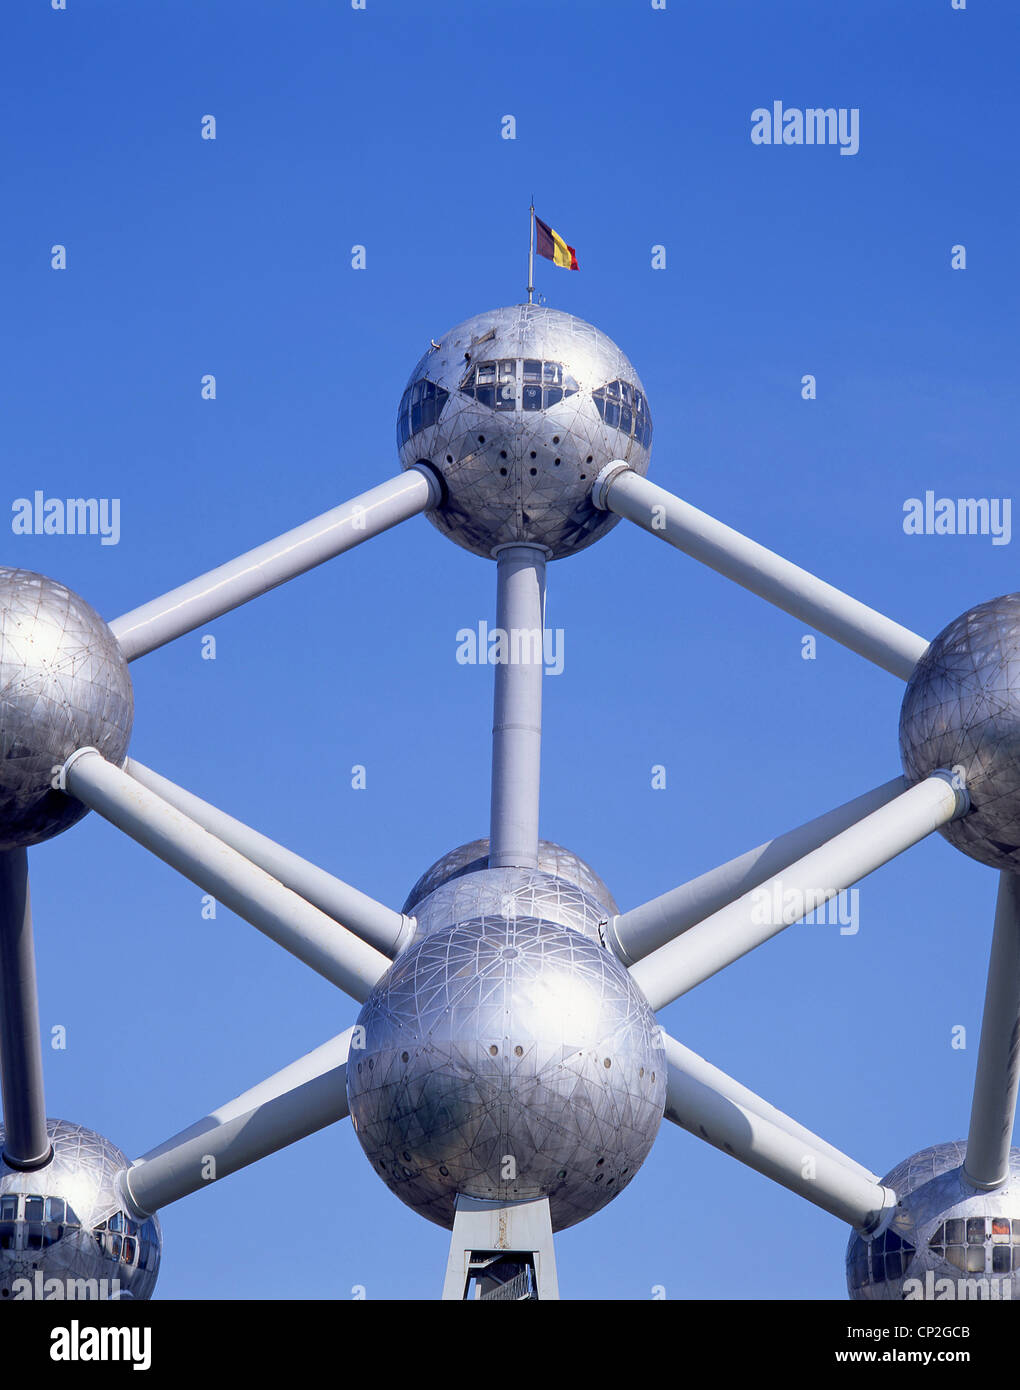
<box><xmin>0</xmin><ymin>1223</ymin><xmax>15</xmax><ymax>1251</ymax></box>
<box><xmin>522</xmin><ymin>384</ymin><xmax>542</xmax><ymax>411</ymax></box>
<box><xmin>0</xmin><ymin>1196</ymin><xmax>18</xmax><ymax>1222</ymax></box>
<box><xmin>523</xmin><ymin>360</ymin><xmax>542</xmax><ymax>382</ymax></box>
<box><xmin>543</xmin><ymin>387</ymin><xmax>563</xmax><ymax>408</ymax></box>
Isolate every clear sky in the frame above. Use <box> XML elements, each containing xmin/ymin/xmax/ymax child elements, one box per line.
<box><xmin>3</xmin><ymin>0</ymin><xmax>1019</xmax><ymax>1300</ymax></box>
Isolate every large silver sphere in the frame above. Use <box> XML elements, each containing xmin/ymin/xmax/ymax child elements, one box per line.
<box><xmin>847</xmin><ymin>1142</ymin><xmax>1020</xmax><ymax>1300</ymax></box>
<box><xmin>409</xmin><ymin>866</ymin><xmax>610</xmax><ymax>949</ymax></box>
<box><xmin>403</xmin><ymin>837</ymin><xmax>619</xmax><ymax>918</ymax></box>
<box><xmin>347</xmin><ymin>915</ymin><xmax>665</xmax><ymax>1231</ymax></box>
<box><xmin>0</xmin><ymin>1120</ymin><xmax>161</xmax><ymax>1301</ymax></box>
<box><xmin>900</xmin><ymin>594</ymin><xmax>1020</xmax><ymax>871</ymax></box>
<box><xmin>396</xmin><ymin>304</ymin><xmax>652</xmax><ymax>560</ymax></box>
<box><xmin>0</xmin><ymin>569</ymin><xmax>133</xmax><ymax>850</ymax></box>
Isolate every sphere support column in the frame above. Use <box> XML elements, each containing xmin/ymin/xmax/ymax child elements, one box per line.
<box><xmin>489</xmin><ymin>544</ymin><xmax>547</xmax><ymax>870</ymax></box>
<box><xmin>0</xmin><ymin>849</ymin><xmax>51</xmax><ymax>1170</ymax></box>
<box><xmin>964</xmin><ymin>870</ymin><xmax>1020</xmax><ymax>1190</ymax></box>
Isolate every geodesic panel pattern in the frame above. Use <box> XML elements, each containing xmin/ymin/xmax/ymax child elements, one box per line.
<box><xmin>899</xmin><ymin>594</ymin><xmax>1020</xmax><ymax>870</ymax></box>
<box><xmin>408</xmin><ymin>867</ymin><xmax>610</xmax><ymax>950</ymax></box>
<box><xmin>402</xmin><ymin>837</ymin><xmax>619</xmax><ymax>918</ymax></box>
<box><xmin>846</xmin><ymin>1142</ymin><xmax>1020</xmax><ymax>1301</ymax></box>
<box><xmin>396</xmin><ymin>304</ymin><xmax>652</xmax><ymax>560</ymax></box>
<box><xmin>347</xmin><ymin>915</ymin><xmax>665</xmax><ymax>1231</ymax></box>
<box><xmin>0</xmin><ymin>1119</ymin><xmax>161</xmax><ymax>1300</ymax></box>
<box><xmin>0</xmin><ymin>568</ymin><xmax>133</xmax><ymax>850</ymax></box>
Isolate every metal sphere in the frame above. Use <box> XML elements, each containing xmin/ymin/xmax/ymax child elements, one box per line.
<box><xmin>0</xmin><ymin>1120</ymin><xmax>161</xmax><ymax>1301</ymax></box>
<box><xmin>408</xmin><ymin>866</ymin><xmax>610</xmax><ymax>950</ymax></box>
<box><xmin>396</xmin><ymin>304</ymin><xmax>652</xmax><ymax>560</ymax></box>
<box><xmin>402</xmin><ymin>837</ymin><xmax>619</xmax><ymax>918</ymax></box>
<box><xmin>0</xmin><ymin>568</ymin><xmax>133</xmax><ymax>850</ymax></box>
<box><xmin>347</xmin><ymin>915</ymin><xmax>665</xmax><ymax>1231</ymax></box>
<box><xmin>899</xmin><ymin>594</ymin><xmax>1020</xmax><ymax>871</ymax></box>
<box><xmin>847</xmin><ymin>1142</ymin><xmax>1020</xmax><ymax>1300</ymax></box>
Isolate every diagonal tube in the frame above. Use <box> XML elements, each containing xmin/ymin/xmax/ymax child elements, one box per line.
<box><xmin>630</xmin><ymin>772</ymin><xmax>968</xmax><ymax>1013</ymax></box>
<box><xmin>593</xmin><ymin>465</ymin><xmax>929</xmax><ymax>680</ymax></box>
<box><xmin>662</xmin><ymin>1033</ymin><xmax>895</xmax><ymax>1231</ymax></box>
<box><xmin>62</xmin><ymin>749</ymin><xmax>391</xmax><ymax>1004</ymax></box>
<box><xmin>110</xmin><ymin>466</ymin><xmax>441</xmax><ymax>661</ymax></box>
<box><xmin>123</xmin><ymin>758</ymin><xmax>412</xmax><ymax>958</ymax></box>
<box><xmin>121</xmin><ymin>1027</ymin><xmax>355</xmax><ymax>1216</ymax></box>
<box><xmin>661</xmin><ymin>1032</ymin><xmax>879</xmax><ymax>1184</ymax></box>
<box><xmin>0</xmin><ymin>850</ymin><xmax>51</xmax><ymax>1169</ymax></box>
<box><xmin>964</xmin><ymin>871</ymin><xmax>1020</xmax><ymax>1190</ymax></box>
<box><xmin>607</xmin><ymin>776</ymin><xmax>906</xmax><ymax>965</ymax></box>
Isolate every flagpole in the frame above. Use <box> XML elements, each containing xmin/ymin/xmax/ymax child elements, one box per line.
<box><xmin>527</xmin><ymin>202</ymin><xmax>535</xmax><ymax>304</ymax></box>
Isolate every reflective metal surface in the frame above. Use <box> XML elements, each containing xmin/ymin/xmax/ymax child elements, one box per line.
<box><xmin>0</xmin><ymin>1119</ymin><xmax>161</xmax><ymax>1300</ymax></box>
<box><xmin>900</xmin><ymin>594</ymin><xmax>1020</xmax><ymax>870</ymax></box>
<box><xmin>403</xmin><ymin>837</ymin><xmax>619</xmax><ymax>918</ymax></box>
<box><xmin>0</xmin><ymin>568</ymin><xmax>133</xmax><ymax>850</ymax></box>
<box><xmin>397</xmin><ymin>305</ymin><xmax>652</xmax><ymax>560</ymax></box>
<box><xmin>347</xmin><ymin>915</ymin><xmax>665</xmax><ymax>1231</ymax></box>
<box><xmin>409</xmin><ymin>866</ymin><xmax>610</xmax><ymax>949</ymax></box>
<box><xmin>846</xmin><ymin>1141</ymin><xmax>1020</xmax><ymax>1300</ymax></box>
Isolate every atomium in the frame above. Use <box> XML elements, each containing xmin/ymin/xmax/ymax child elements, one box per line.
<box><xmin>847</xmin><ymin>1142</ymin><xmax>1020</xmax><ymax>1301</ymax></box>
<box><xmin>0</xmin><ymin>568</ymin><xmax>133</xmax><ymax>851</ymax></box>
<box><xmin>0</xmin><ymin>1120</ymin><xmax>161</xmax><ymax>1301</ymax></box>
<box><xmin>347</xmin><ymin>914</ymin><xmax>665</xmax><ymax>1230</ymax></box>
<box><xmin>2</xmin><ymin>298</ymin><xmax>1020</xmax><ymax>1300</ymax></box>
<box><xmin>900</xmin><ymin>594</ymin><xmax>1020</xmax><ymax>872</ymax></box>
<box><xmin>396</xmin><ymin>304</ymin><xmax>652</xmax><ymax>560</ymax></box>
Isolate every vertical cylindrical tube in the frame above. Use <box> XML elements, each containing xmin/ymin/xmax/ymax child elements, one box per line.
<box><xmin>0</xmin><ymin>849</ymin><xmax>51</xmax><ymax>1169</ymax></box>
<box><xmin>964</xmin><ymin>871</ymin><xmax>1020</xmax><ymax>1190</ymax></box>
<box><xmin>489</xmin><ymin>544</ymin><xmax>547</xmax><ymax>870</ymax></box>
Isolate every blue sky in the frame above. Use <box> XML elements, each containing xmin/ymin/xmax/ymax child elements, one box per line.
<box><xmin>3</xmin><ymin>0</ymin><xmax>1019</xmax><ymax>1299</ymax></box>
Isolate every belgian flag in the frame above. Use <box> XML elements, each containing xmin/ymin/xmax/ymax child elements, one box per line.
<box><xmin>535</xmin><ymin>216</ymin><xmax>579</xmax><ymax>271</ymax></box>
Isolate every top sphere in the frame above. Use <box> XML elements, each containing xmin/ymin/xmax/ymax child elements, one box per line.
<box><xmin>396</xmin><ymin>305</ymin><xmax>652</xmax><ymax>560</ymax></box>
<box><xmin>899</xmin><ymin>594</ymin><xmax>1020</xmax><ymax>871</ymax></box>
<box><xmin>0</xmin><ymin>568</ymin><xmax>133</xmax><ymax>850</ymax></box>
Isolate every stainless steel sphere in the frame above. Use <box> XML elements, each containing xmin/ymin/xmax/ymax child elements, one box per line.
<box><xmin>899</xmin><ymin>594</ymin><xmax>1020</xmax><ymax>871</ymax></box>
<box><xmin>402</xmin><ymin>837</ymin><xmax>619</xmax><ymax>918</ymax></box>
<box><xmin>0</xmin><ymin>569</ymin><xmax>133</xmax><ymax>850</ymax></box>
<box><xmin>396</xmin><ymin>304</ymin><xmax>652</xmax><ymax>560</ymax></box>
<box><xmin>408</xmin><ymin>866</ymin><xmax>610</xmax><ymax>950</ymax></box>
<box><xmin>347</xmin><ymin>915</ymin><xmax>665</xmax><ymax>1231</ymax></box>
<box><xmin>847</xmin><ymin>1142</ymin><xmax>1020</xmax><ymax>1300</ymax></box>
<box><xmin>0</xmin><ymin>1120</ymin><xmax>161</xmax><ymax>1301</ymax></box>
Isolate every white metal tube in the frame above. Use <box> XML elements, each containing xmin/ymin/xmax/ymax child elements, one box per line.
<box><xmin>63</xmin><ymin>749</ymin><xmax>391</xmax><ymax>1004</ymax></box>
<box><xmin>630</xmin><ymin>773</ymin><xmax>967</xmax><ymax>1013</ymax></box>
<box><xmin>489</xmin><ymin>544</ymin><xmax>547</xmax><ymax>870</ymax></box>
<box><xmin>661</xmin><ymin>1032</ymin><xmax>879</xmax><ymax>1184</ymax></box>
<box><xmin>596</xmin><ymin>467</ymin><xmax>929</xmax><ymax>681</ymax></box>
<box><xmin>608</xmin><ymin>776</ymin><xmax>906</xmax><ymax>965</ymax></box>
<box><xmin>123</xmin><ymin>758</ymin><xmax>412</xmax><ymax>958</ymax></box>
<box><xmin>964</xmin><ymin>871</ymin><xmax>1020</xmax><ymax>1190</ymax></box>
<box><xmin>123</xmin><ymin>1028</ymin><xmax>355</xmax><ymax>1215</ymax></box>
<box><xmin>110</xmin><ymin>467</ymin><xmax>440</xmax><ymax>661</ymax></box>
<box><xmin>0</xmin><ymin>850</ymin><xmax>51</xmax><ymax>1169</ymax></box>
<box><xmin>663</xmin><ymin>1039</ymin><xmax>895</xmax><ymax>1231</ymax></box>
